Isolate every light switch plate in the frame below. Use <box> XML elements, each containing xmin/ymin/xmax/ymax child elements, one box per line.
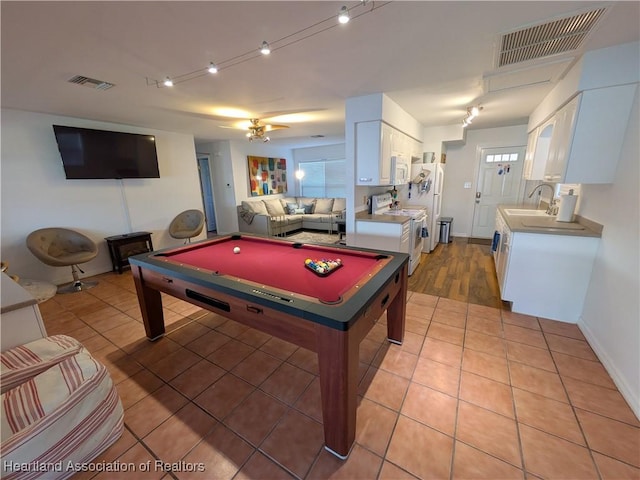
<box><xmin>464</xmin><ymin>182</ymin><xmax>472</xmax><ymax>189</ymax></box>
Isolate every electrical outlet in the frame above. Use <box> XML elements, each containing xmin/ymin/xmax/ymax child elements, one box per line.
<box><xmin>464</xmin><ymin>182</ymin><xmax>472</xmax><ymax>189</ymax></box>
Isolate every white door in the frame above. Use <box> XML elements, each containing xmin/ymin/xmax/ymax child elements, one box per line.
<box><xmin>471</xmin><ymin>146</ymin><xmax>525</xmax><ymax>238</ymax></box>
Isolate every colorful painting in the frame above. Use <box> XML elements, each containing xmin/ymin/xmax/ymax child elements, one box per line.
<box><xmin>247</xmin><ymin>156</ymin><xmax>288</xmax><ymax>196</ymax></box>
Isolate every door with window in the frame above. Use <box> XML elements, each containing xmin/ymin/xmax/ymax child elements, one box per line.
<box><xmin>471</xmin><ymin>146</ymin><xmax>525</xmax><ymax>238</ymax></box>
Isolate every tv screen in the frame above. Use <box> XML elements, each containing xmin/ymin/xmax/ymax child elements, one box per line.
<box><xmin>53</xmin><ymin>125</ymin><xmax>160</xmax><ymax>179</ymax></box>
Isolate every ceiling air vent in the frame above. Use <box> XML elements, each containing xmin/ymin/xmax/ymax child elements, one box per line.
<box><xmin>67</xmin><ymin>75</ymin><xmax>115</xmax><ymax>91</ymax></box>
<box><xmin>497</xmin><ymin>7</ymin><xmax>607</xmax><ymax>67</ymax></box>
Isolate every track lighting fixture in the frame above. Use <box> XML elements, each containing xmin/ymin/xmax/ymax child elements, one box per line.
<box><xmin>462</xmin><ymin>105</ymin><xmax>482</xmax><ymax>127</ymax></box>
<box><xmin>338</xmin><ymin>6</ymin><xmax>350</xmax><ymax>24</ymax></box>
<box><xmin>147</xmin><ymin>1</ymin><xmax>391</xmax><ymax>88</ymax></box>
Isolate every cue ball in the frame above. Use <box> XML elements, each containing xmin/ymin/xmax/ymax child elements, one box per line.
<box><xmin>233</xmin><ymin>247</ymin><xmax>241</xmax><ymax>254</ymax></box>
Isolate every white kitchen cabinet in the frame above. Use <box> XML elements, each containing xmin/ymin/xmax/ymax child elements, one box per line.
<box><xmin>355</xmin><ymin>219</ymin><xmax>411</xmax><ymax>254</ymax></box>
<box><xmin>527</xmin><ymin>83</ymin><xmax>637</xmax><ymax>184</ymax></box>
<box><xmin>495</xmin><ymin>210</ymin><xmax>599</xmax><ymax>322</ymax></box>
<box><xmin>356</xmin><ymin>120</ymin><xmax>393</xmax><ymax>185</ymax></box>
<box><xmin>1</xmin><ymin>273</ymin><xmax>48</xmax><ymax>351</ymax></box>
<box><xmin>523</xmin><ymin>120</ymin><xmax>554</xmax><ymax>181</ymax></box>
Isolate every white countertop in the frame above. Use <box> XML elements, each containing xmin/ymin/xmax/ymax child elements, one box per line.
<box><xmin>1</xmin><ymin>272</ymin><xmax>37</xmax><ymax>314</ymax></box>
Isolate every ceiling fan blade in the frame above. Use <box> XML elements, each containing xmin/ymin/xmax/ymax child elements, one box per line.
<box><xmin>264</xmin><ymin>124</ymin><xmax>290</xmax><ymax>131</ymax></box>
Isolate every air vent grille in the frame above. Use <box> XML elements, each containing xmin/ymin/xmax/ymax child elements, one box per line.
<box><xmin>68</xmin><ymin>75</ymin><xmax>115</xmax><ymax>90</ymax></box>
<box><xmin>498</xmin><ymin>7</ymin><xmax>606</xmax><ymax>67</ymax></box>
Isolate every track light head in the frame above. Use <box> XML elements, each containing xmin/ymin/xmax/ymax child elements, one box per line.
<box><xmin>208</xmin><ymin>62</ymin><xmax>218</xmax><ymax>74</ymax></box>
<box><xmin>260</xmin><ymin>41</ymin><xmax>271</xmax><ymax>55</ymax></box>
<box><xmin>338</xmin><ymin>6</ymin><xmax>350</xmax><ymax>24</ymax></box>
<box><xmin>163</xmin><ymin>77</ymin><xmax>173</xmax><ymax>87</ymax></box>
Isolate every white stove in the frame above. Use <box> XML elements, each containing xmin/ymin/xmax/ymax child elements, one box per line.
<box><xmin>370</xmin><ymin>193</ymin><xmax>427</xmax><ymax>275</ymax></box>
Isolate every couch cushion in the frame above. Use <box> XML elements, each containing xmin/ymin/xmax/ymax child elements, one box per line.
<box><xmin>279</xmin><ymin>197</ymin><xmax>298</xmax><ymax>210</ymax></box>
<box><xmin>314</xmin><ymin>198</ymin><xmax>335</xmax><ymax>214</ymax></box>
<box><xmin>263</xmin><ymin>199</ymin><xmax>286</xmax><ymax>216</ymax></box>
<box><xmin>241</xmin><ymin>200</ymin><xmax>268</xmax><ymax>215</ymax></box>
<box><xmin>333</xmin><ymin>198</ymin><xmax>346</xmax><ymax>212</ymax></box>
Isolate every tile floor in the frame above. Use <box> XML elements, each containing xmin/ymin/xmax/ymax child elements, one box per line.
<box><xmin>35</xmin><ymin>271</ymin><xmax>639</xmax><ymax>480</ymax></box>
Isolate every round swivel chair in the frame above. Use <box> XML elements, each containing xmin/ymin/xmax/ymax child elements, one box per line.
<box><xmin>26</xmin><ymin>228</ymin><xmax>99</xmax><ymax>294</ymax></box>
<box><xmin>169</xmin><ymin>210</ymin><xmax>205</xmax><ymax>243</ymax></box>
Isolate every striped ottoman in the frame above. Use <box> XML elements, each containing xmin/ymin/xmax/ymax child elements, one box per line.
<box><xmin>1</xmin><ymin>335</ymin><xmax>124</xmax><ymax>479</ymax></box>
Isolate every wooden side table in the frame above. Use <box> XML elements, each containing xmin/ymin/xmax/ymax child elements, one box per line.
<box><xmin>105</xmin><ymin>232</ymin><xmax>153</xmax><ymax>274</ymax></box>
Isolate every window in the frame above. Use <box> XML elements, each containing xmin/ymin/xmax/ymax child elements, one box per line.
<box><xmin>485</xmin><ymin>153</ymin><xmax>519</xmax><ymax>163</ymax></box>
<box><xmin>298</xmin><ymin>159</ymin><xmax>346</xmax><ymax>197</ymax></box>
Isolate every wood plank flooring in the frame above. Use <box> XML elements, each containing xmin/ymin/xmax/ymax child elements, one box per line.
<box><xmin>408</xmin><ymin>237</ymin><xmax>505</xmax><ymax>309</ymax></box>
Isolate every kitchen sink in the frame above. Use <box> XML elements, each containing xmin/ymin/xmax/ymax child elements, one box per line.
<box><xmin>521</xmin><ymin>218</ymin><xmax>585</xmax><ymax>230</ymax></box>
<box><xmin>503</xmin><ymin>208</ymin><xmax>550</xmax><ymax>216</ymax></box>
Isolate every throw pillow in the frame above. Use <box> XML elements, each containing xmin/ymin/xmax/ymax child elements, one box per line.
<box><xmin>279</xmin><ymin>197</ymin><xmax>297</xmax><ymax>211</ymax></box>
<box><xmin>301</xmin><ymin>202</ymin><xmax>315</xmax><ymax>214</ymax></box>
<box><xmin>332</xmin><ymin>198</ymin><xmax>346</xmax><ymax>212</ymax></box>
<box><xmin>286</xmin><ymin>202</ymin><xmax>298</xmax><ymax>214</ymax></box>
<box><xmin>314</xmin><ymin>198</ymin><xmax>335</xmax><ymax>214</ymax></box>
<box><xmin>263</xmin><ymin>198</ymin><xmax>286</xmax><ymax>216</ymax></box>
<box><xmin>242</xmin><ymin>200</ymin><xmax>268</xmax><ymax>215</ymax></box>
<box><xmin>294</xmin><ymin>208</ymin><xmax>306</xmax><ymax>215</ymax></box>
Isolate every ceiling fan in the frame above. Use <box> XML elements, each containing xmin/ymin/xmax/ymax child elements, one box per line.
<box><xmin>244</xmin><ymin>118</ymin><xmax>289</xmax><ymax>142</ymax></box>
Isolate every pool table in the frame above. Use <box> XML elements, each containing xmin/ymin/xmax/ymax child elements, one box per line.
<box><xmin>129</xmin><ymin>233</ymin><xmax>408</xmax><ymax>458</ymax></box>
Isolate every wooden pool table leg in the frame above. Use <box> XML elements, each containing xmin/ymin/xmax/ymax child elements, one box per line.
<box><xmin>131</xmin><ymin>266</ymin><xmax>165</xmax><ymax>340</ymax></box>
<box><xmin>386</xmin><ymin>263</ymin><xmax>408</xmax><ymax>344</ymax></box>
<box><xmin>316</xmin><ymin>326</ymin><xmax>359</xmax><ymax>459</ymax></box>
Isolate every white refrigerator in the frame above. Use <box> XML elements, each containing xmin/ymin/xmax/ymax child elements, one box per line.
<box><xmin>409</xmin><ymin>161</ymin><xmax>444</xmax><ymax>252</ymax></box>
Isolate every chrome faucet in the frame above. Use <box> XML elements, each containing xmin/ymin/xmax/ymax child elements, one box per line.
<box><xmin>528</xmin><ymin>183</ymin><xmax>557</xmax><ymax>215</ymax></box>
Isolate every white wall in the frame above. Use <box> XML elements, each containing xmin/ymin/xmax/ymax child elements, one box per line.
<box><xmin>577</xmin><ymin>86</ymin><xmax>639</xmax><ymax>417</ymax></box>
<box><xmin>1</xmin><ymin>109</ymin><xmax>203</xmax><ymax>285</ymax></box>
<box><xmin>195</xmin><ymin>140</ymin><xmax>292</xmax><ymax>233</ymax></box>
<box><xmin>441</xmin><ymin>125</ymin><xmax>528</xmax><ymax>237</ymax></box>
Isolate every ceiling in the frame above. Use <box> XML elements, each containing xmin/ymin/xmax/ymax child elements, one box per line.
<box><xmin>2</xmin><ymin>1</ymin><xmax>638</xmax><ymax>147</ymax></box>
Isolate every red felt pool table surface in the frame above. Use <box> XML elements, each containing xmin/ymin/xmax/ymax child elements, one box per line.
<box><xmin>157</xmin><ymin>235</ymin><xmax>385</xmax><ymax>303</ymax></box>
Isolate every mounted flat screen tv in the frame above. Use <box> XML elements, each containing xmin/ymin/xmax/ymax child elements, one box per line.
<box><xmin>53</xmin><ymin>125</ymin><xmax>160</xmax><ymax>179</ymax></box>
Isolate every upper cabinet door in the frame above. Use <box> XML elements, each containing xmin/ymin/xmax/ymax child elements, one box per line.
<box><xmin>355</xmin><ymin>120</ymin><xmax>392</xmax><ymax>186</ymax></box>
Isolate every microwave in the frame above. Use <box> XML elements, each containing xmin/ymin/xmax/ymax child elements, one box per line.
<box><xmin>390</xmin><ymin>154</ymin><xmax>409</xmax><ymax>185</ymax></box>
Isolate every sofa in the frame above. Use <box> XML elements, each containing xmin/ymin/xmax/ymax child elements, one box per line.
<box><xmin>1</xmin><ymin>335</ymin><xmax>124</xmax><ymax>479</ymax></box>
<box><xmin>237</xmin><ymin>196</ymin><xmax>346</xmax><ymax>236</ymax></box>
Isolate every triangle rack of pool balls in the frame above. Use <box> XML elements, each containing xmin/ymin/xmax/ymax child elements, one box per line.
<box><xmin>304</xmin><ymin>258</ymin><xmax>343</xmax><ymax>276</ymax></box>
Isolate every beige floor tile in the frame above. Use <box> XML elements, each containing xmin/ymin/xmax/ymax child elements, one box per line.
<box><xmin>359</xmin><ymin>366</ymin><xmax>410</xmax><ymax>411</ymax></box>
<box><xmin>420</xmin><ymin>337</ymin><xmax>463</xmax><ymax>367</ymax></box>
<box><xmin>544</xmin><ymin>332</ymin><xmax>598</xmax><ymax>361</ymax></box>
<box><xmin>146</xmin><ymin>347</ymin><xmax>202</xmax><ymax>382</ymax></box>
<box><xmin>386</xmin><ymin>415</ymin><xmax>454</xmax><ymax>479</ymax></box>
<box><xmin>373</xmin><ymin>344</ymin><xmax>419</xmax><ymax>379</ymax></box>
<box><xmin>512</xmin><ymin>387</ymin><xmax>585</xmax><ymax>445</ymax></box>
<box><xmin>223</xmin><ymin>389</ymin><xmax>288</xmax><ymax>446</ymax></box>
<box><xmin>294</xmin><ymin>377</ymin><xmax>323</xmax><ymax>422</ymax></box>
<box><xmin>378</xmin><ymin>461</ymin><xmax>420</xmax><ymax>479</ymax></box>
<box><xmin>260</xmin><ymin>409</ymin><xmax>325</xmax><ymax>479</ymax></box>
<box><xmin>231</xmin><ymin>349</ymin><xmax>282</xmax><ymax>386</ymax></box>
<box><xmin>407</xmin><ymin>291</ymin><xmax>439</xmax><ymax>308</ymax></box>
<box><xmin>502</xmin><ymin>324</ymin><xmax>546</xmax><ymax>348</ymax></box>
<box><xmin>260</xmin><ymin>361</ymin><xmax>314</xmax><ymax>406</ymax></box>
<box><xmin>124</xmin><ymin>384</ymin><xmax>188</xmax><ymax>438</ymax></box>
<box><xmin>427</xmin><ymin>321</ymin><xmax>466</xmax><ymax>346</ymax></box>
<box><xmin>592</xmin><ymin>452</ymin><xmax>640</xmax><ymax>480</ymax></box>
<box><xmin>452</xmin><ymin>441</ymin><xmax>524</xmax><ymax>479</ymax></box>
<box><xmin>401</xmin><ymin>382</ymin><xmax>457</xmax><ymax>436</ymax></box>
<box><xmin>143</xmin><ymin>403</ymin><xmax>218</xmax><ymax>464</ymax></box>
<box><xmin>116</xmin><ymin>369</ymin><xmax>164</xmax><ymax>410</ymax></box>
<box><xmin>234</xmin><ymin>451</ymin><xmax>295</xmax><ymax>480</ymax></box>
<box><xmin>563</xmin><ymin>377</ymin><xmax>640</xmax><ymax>425</ymax></box>
<box><xmin>168</xmin><ymin>358</ymin><xmax>226</xmax><ymax>399</ymax></box>
<box><xmin>287</xmin><ymin>347</ymin><xmax>320</xmax><ymax>375</ymax></box>
<box><xmin>519</xmin><ymin>424</ymin><xmax>599</xmax><ymax>479</ymax></box>
<box><xmin>432</xmin><ymin>308</ymin><xmax>467</xmax><ymax>328</ymax></box>
<box><xmin>464</xmin><ymin>330</ymin><xmax>506</xmax><ymax>357</ymax></box>
<box><xmin>259</xmin><ymin>336</ymin><xmax>299</xmax><ymax>360</ymax></box>
<box><xmin>307</xmin><ymin>444</ymin><xmax>383</xmax><ymax>479</ymax></box>
<box><xmin>185</xmin><ymin>329</ymin><xmax>232</xmax><ymax>357</ymax></box>
<box><xmin>207</xmin><ymin>339</ymin><xmax>255</xmax><ymax>371</ymax></box>
<box><xmin>194</xmin><ymin>373</ymin><xmax>254</xmax><ymax>420</ymax></box>
<box><xmin>509</xmin><ymin>362</ymin><xmax>568</xmax><ymax>403</ymax></box>
<box><xmin>412</xmin><ymin>356</ymin><xmax>461</xmax><ymax>396</ymax></box>
<box><xmin>501</xmin><ymin>311</ymin><xmax>540</xmax><ymax>331</ymax></box>
<box><xmin>466</xmin><ymin>315</ymin><xmax>503</xmax><ymax>337</ymax></box>
<box><xmin>467</xmin><ymin>303</ymin><xmax>502</xmax><ymax>321</ymax></box>
<box><xmin>436</xmin><ymin>297</ymin><xmax>468</xmax><ymax>314</ymax></box>
<box><xmin>456</xmin><ymin>401</ymin><xmax>521</xmax><ymax>466</ymax></box>
<box><xmin>506</xmin><ymin>341</ymin><xmax>556</xmax><ymax>372</ymax></box>
<box><xmin>575</xmin><ymin>408</ymin><xmax>640</xmax><ymax>467</ymax></box>
<box><xmin>552</xmin><ymin>351</ymin><xmax>617</xmax><ymax>389</ymax></box>
<box><xmin>539</xmin><ymin>318</ymin><xmax>585</xmax><ymax>340</ymax></box>
<box><xmin>462</xmin><ymin>348</ymin><xmax>510</xmax><ymax>384</ymax></box>
<box><xmin>459</xmin><ymin>371</ymin><xmax>514</xmax><ymax>418</ymax></box>
<box><xmin>94</xmin><ymin>442</ymin><xmax>163</xmax><ymax>480</ymax></box>
<box><xmin>355</xmin><ymin>397</ymin><xmax>398</xmax><ymax>456</ymax></box>
<box><xmin>179</xmin><ymin>424</ymin><xmax>254</xmax><ymax>480</ymax></box>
